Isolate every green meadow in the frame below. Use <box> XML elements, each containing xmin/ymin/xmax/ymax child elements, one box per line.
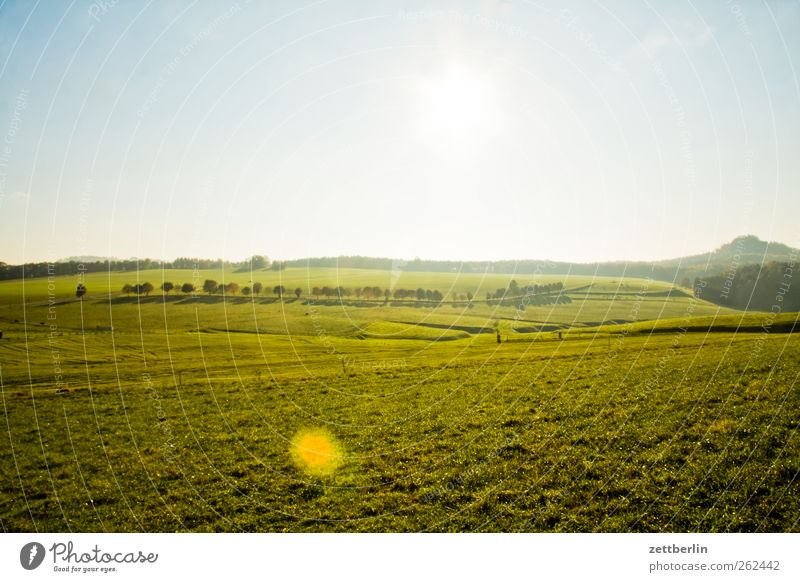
<box><xmin>0</xmin><ymin>267</ymin><xmax>798</xmax><ymax>531</ymax></box>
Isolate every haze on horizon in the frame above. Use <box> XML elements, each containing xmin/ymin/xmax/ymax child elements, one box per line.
<box><xmin>0</xmin><ymin>1</ymin><xmax>798</xmax><ymax>266</ymax></box>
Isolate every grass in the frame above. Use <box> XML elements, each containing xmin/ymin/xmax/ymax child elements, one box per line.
<box><xmin>0</xmin><ymin>267</ymin><xmax>798</xmax><ymax>532</ymax></box>
<box><xmin>0</xmin><ymin>266</ymin><xmax>676</xmax><ymax>304</ymax></box>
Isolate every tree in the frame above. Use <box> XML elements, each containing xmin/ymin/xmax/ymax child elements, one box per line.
<box><xmin>161</xmin><ymin>282</ymin><xmax>174</xmax><ymax>295</ymax></box>
<box><xmin>181</xmin><ymin>282</ymin><xmax>195</xmax><ymax>294</ymax></box>
<box><xmin>509</xmin><ymin>280</ymin><xmax>520</xmax><ymax>296</ymax></box>
<box><xmin>224</xmin><ymin>282</ymin><xmax>239</xmax><ymax>295</ymax></box>
<box><xmin>312</xmin><ymin>286</ymin><xmax>321</xmax><ymax>298</ymax></box>
<box><xmin>252</xmin><ymin>282</ymin><xmax>262</xmax><ymax>296</ymax></box>
<box><xmin>76</xmin><ymin>283</ymin><xmax>87</xmax><ymax>299</ymax></box>
<box><xmin>466</xmin><ymin>291</ymin><xmax>473</xmax><ymax>302</ymax></box>
<box><xmin>141</xmin><ymin>282</ymin><xmax>154</xmax><ymax>296</ymax></box>
<box><xmin>273</xmin><ymin>285</ymin><xmax>285</xmax><ymax>298</ymax></box>
<box><xmin>242</xmin><ymin>286</ymin><xmax>251</xmax><ymax>296</ymax></box>
<box><xmin>203</xmin><ymin>279</ymin><xmax>218</xmax><ymax>295</ymax></box>
<box><xmin>416</xmin><ymin>288</ymin><xmax>426</xmax><ymax>301</ymax></box>
<box><xmin>122</xmin><ymin>284</ymin><xmax>133</xmax><ymax>296</ymax></box>
<box><xmin>248</xmin><ymin>255</ymin><xmax>269</xmax><ymax>270</ymax></box>
<box><xmin>294</xmin><ymin>287</ymin><xmax>302</xmax><ymax>299</ymax></box>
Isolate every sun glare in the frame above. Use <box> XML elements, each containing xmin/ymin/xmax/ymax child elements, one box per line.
<box><xmin>291</xmin><ymin>429</ymin><xmax>343</xmax><ymax>476</ymax></box>
<box><xmin>415</xmin><ymin>63</ymin><xmax>499</xmax><ymax>148</ymax></box>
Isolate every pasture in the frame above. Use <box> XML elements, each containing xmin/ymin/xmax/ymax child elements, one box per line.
<box><xmin>0</xmin><ymin>267</ymin><xmax>798</xmax><ymax>531</ymax></box>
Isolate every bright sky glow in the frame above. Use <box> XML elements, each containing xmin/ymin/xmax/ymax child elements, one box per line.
<box><xmin>415</xmin><ymin>63</ymin><xmax>502</xmax><ymax>152</ymax></box>
<box><xmin>0</xmin><ymin>1</ymin><xmax>798</xmax><ymax>264</ymax></box>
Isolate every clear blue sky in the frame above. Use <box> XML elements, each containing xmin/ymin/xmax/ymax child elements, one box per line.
<box><xmin>0</xmin><ymin>0</ymin><xmax>798</xmax><ymax>264</ymax></box>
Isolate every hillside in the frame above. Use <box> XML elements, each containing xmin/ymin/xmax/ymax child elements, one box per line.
<box><xmin>282</xmin><ymin>235</ymin><xmax>799</xmax><ymax>285</ymax></box>
<box><xmin>656</xmin><ymin>234</ymin><xmax>798</xmax><ymax>268</ymax></box>
<box><xmin>1</xmin><ymin>235</ymin><xmax>797</xmax><ymax>288</ymax></box>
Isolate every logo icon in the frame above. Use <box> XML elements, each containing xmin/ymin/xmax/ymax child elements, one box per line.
<box><xmin>20</xmin><ymin>542</ymin><xmax>46</xmax><ymax>570</ymax></box>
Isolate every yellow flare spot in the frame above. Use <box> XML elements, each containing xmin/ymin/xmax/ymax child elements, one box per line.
<box><xmin>291</xmin><ymin>429</ymin><xmax>343</xmax><ymax>476</ymax></box>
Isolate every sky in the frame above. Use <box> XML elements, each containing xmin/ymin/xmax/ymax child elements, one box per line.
<box><xmin>0</xmin><ymin>0</ymin><xmax>798</xmax><ymax>264</ymax></box>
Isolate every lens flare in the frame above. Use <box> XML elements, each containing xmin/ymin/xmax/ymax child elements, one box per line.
<box><xmin>291</xmin><ymin>429</ymin><xmax>343</xmax><ymax>476</ymax></box>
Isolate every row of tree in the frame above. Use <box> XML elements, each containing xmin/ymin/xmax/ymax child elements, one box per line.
<box><xmin>121</xmin><ymin>280</ymin><xmax>303</xmax><ymax>299</ymax></box>
<box><xmin>487</xmin><ymin>281</ymin><xmax>564</xmax><ymax>300</ymax></box>
<box><xmin>117</xmin><ymin>279</ymin><xmax>568</xmax><ymax>303</ymax></box>
<box><xmin>310</xmin><ymin>286</ymin><xmax>447</xmax><ymax>302</ymax></box>
<box><xmin>309</xmin><ymin>282</ymin><xmax>566</xmax><ymax>303</ymax></box>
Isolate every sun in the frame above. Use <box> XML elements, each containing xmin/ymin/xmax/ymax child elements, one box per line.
<box><xmin>415</xmin><ymin>63</ymin><xmax>499</xmax><ymax>148</ymax></box>
<box><xmin>290</xmin><ymin>429</ymin><xmax>343</xmax><ymax>476</ymax></box>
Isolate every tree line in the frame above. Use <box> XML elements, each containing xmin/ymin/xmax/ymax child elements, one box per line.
<box><xmin>310</xmin><ymin>286</ymin><xmax>446</xmax><ymax>302</ymax></box>
<box><xmin>486</xmin><ymin>281</ymin><xmax>564</xmax><ymax>300</ymax></box>
<box><xmin>114</xmin><ymin>278</ymin><xmax>569</xmax><ymax>304</ymax></box>
<box><xmin>120</xmin><ymin>279</ymin><xmax>303</xmax><ymax>299</ymax></box>
<box><xmin>4</xmin><ymin>236</ymin><xmax>798</xmax><ymax>290</ymax></box>
<box><xmin>0</xmin><ymin>255</ymin><xmax>276</xmax><ymax>281</ymax></box>
<box><xmin>695</xmin><ymin>262</ymin><xmax>799</xmax><ymax>312</ymax></box>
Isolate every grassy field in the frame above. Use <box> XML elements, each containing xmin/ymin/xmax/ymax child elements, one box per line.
<box><xmin>0</xmin><ymin>267</ymin><xmax>798</xmax><ymax>532</ymax></box>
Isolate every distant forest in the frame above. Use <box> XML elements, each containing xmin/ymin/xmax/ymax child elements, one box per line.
<box><xmin>0</xmin><ymin>257</ymin><xmax>242</xmax><ymax>281</ymax></box>
<box><xmin>2</xmin><ymin>237</ymin><xmax>798</xmax><ymax>313</ymax></box>
<box><xmin>696</xmin><ymin>262</ymin><xmax>799</xmax><ymax>312</ymax></box>
<box><xmin>0</xmin><ymin>254</ymin><xmax>696</xmax><ymax>283</ymax></box>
